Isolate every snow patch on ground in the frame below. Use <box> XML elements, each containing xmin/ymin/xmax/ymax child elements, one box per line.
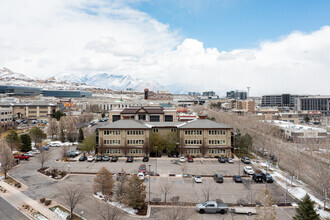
<box><xmin>32</xmin><ymin>212</ymin><xmax>48</xmax><ymax>220</ymax></box>
<box><xmin>253</xmin><ymin>161</ymin><xmax>330</xmax><ymax>219</ymax></box>
<box><xmin>52</xmin><ymin>207</ymin><xmax>69</xmax><ymax>220</ymax></box>
<box><xmin>93</xmin><ymin>192</ymin><xmax>138</xmax><ymax>215</ymax></box>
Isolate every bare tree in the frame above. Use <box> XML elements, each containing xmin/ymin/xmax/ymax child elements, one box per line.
<box><xmin>66</xmin><ymin>116</ymin><xmax>77</xmax><ymax>142</ymax></box>
<box><xmin>60</xmin><ymin>145</ymin><xmax>69</xmax><ymax>159</ymax></box>
<box><xmin>158</xmin><ymin>205</ymin><xmax>194</xmax><ymax>220</ymax></box>
<box><xmin>255</xmin><ymin>189</ymin><xmax>276</xmax><ymax>220</ymax></box>
<box><xmin>160</xmin><ymin>180</ymin><xmax>173</xmax><ymax>204</ymax></box>
<box><xmin>47</xmin><ymin>118</ymin><xmax>59</xmax><ymax>139</ymax></box>
<box><xmin>180</xmin><ymin>163</ymin><xmax>187</xmax><ymax>176</ymax></box>
<box><xmin>201</xmin><ymin>181</ymin><xmax>214</xmax><ymax>201</ymax></box>
<box><xmin>0</xmin><ymin>143</ymin><xmax>14</xmax><ymax>179</ymax></box>
<box><xmin>60</xmin><ymin>183</ymin><xmax>86</xmax><ymax>219</ymax></box>
<box><xmin>36</xmin><ymin>149</ymin><xmax>51</xmax><ymax>169</ymax></box>
<box><xmin>96</xmin><ymin>200</ymin><xmax>123</xmax><ymax>220</ymax></box>
<box><xmin>244</xmin><ymin>179</ymin><xmax>255</xmax><ymax>204</ymax></box>
<box><xmin>94</xmin><ymin>167</ymin><xmax>114</xmax><ymax>198</ymax></box>
<box><xmin>115</xmin><ymin>170</ymin><xmax>127</xmax><ymax>203</ymax></box>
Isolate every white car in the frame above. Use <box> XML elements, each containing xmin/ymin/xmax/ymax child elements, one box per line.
<box><xmin>87</xmin><ymin>156</ymin><xmax>95</xmax><ymax>162</ymax></box>
<box><xmin>244</xmin><ymin>166</ymin><xmax>254</xmax><ymax>175</ymax></box>
<box><xmin>137</xmin><ymin>172</ymin><xmax>145</xmax><ymax>180</ymax></box>
<box><xmin>179</xmin><ymin>157</ymin><xmax>185</xmax><ymax>163</ymax></box>
<box><xmin>227</xmin><ymin>158</ymin><xmax>234</xmax><ymax>163</ymax></box>
<box><xmin>194</xmin><ymin>175</ymin><xmax>203</xmax><ymax>183</ymax></box>
<box><xmin>26</xmin><ymin>151</ymin><xmax>35</xmax><ymax>157</ymax></box>
<box><xmin>49</xmin><ymin>143</ymin><xmax>60</xmax><ymax>147</ymax></box>
<box><xmin>32</xmin><ymin>149</ymin><xmax>40</xmax><ymax>154</ymax></box>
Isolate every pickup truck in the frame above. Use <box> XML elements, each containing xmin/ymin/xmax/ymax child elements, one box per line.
<box><xmin>14</xmin><ymin>154</ymin><xmax>30</xmax><ymax>160</ymax></box>
<box><xmin>196</xmin><ymin>201</ymin><xmax>228</xmax><ymax>214</ymax></box>
<box><xmin>230</xmin><ymin>207</ymin><xmax>257</xmax><ymax>216</ymax></box>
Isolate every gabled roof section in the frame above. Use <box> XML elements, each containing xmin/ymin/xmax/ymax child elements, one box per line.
<box><xmin>120</xmin><ymin>106</ymin><xmax>164</xmax><ymax>114</ymax></box>
<box><xmin>178</xmin><ymin>119</ymin><xmax>232</xmax><ymax>129</ymax></box>
<box><xmin>99</xmin><ymin>119</ymin><xmax>150</xmax><ymax>129</ymax></box>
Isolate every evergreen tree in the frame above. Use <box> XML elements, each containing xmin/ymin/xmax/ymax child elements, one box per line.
<box><xmin>78</xmin><ymin>128</ymin><xmax>84</xmax><ymax>143</ymax></box>
<box><xmin>29</xmin><ymin>127</ymin><xmax>46</xmax><ymax>148</ymax></box>
<box><xmin>293</xmin><ymin>194</ymin><xmax>320</xmax><ymax>220</ymax></box>
<box><xmin>20</xmin><ymin>134</ymin><xmax>32</xmax><ymax>152</ymax></box>
<box><xmin>80</xmin><ymin>133</ymin><xmax>96</xmax><ymax>154</ymax></box>
<box><xmin>54</xmin><ymin>110</ymin><xmax>66</xmax><ymax>121</ymax></box>
<box><xmin>5</xmin><ymin>130</ymin><xmax>21</xmax><ymax>152</ymax></box>
<box><xmin>124</xmin><ymin>175</ymin><xmax>146</xmax><ymax>210</ymax></box>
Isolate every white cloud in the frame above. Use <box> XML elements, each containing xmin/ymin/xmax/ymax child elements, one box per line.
<box><xmin>0</xmin><ymin>0</ymin><xmax>329</xmax><ymax>95</ymax></box>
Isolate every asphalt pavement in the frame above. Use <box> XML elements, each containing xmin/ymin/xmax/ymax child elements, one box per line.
<box><xmin>0</xmin><ymin>197</ymin><xmax>29</xmax><ymax>220</ymax></box>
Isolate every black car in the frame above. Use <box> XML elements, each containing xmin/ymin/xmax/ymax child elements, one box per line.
<box><xmin>79</xmin><ymin>156</ymin><xmax>87</xmax><ymax>161</ymax></box>
<box><xmin>214</xmin><ymin>174</ymin><xmax>224</xmax><ymax>183</ymax></box>
<box><xmin>95</xmin><ymin>155</ymin><xmax>102</xmax><ymax>162</ymax></box>
<box><xmin>253</xmin><ymin>173</ymin><xmax>263</xmax><ymax>183</ymax></box>
<box><xmin>262</xmin><ymin>173</ymin><xmax>274</xmax><ymax>183</ymax></box>
<box><xmin>233</xmin><ymin>175</ymin><xmax>242</xmax><ymax>183</ymax></box>
<box><xmin>103</xmin><ymin>156</ymin><xmax>110</xmax><ymax>161</ymax></box>
<box><xmin>126</xmin><ymin>156</ymin><xmax>134</xmax><ymax>163</ymax></box>
<box><xmin>218</xmin><ymin>157</ymin><xmax>226</xmax><ymax>163</ymax></box>
<box><xmin>142</xmin><ymin>156</ymin><xmax>149</xmax><ymax>162</ymax></box>
<box><xmin>111</xmin><ymin>156</ymin><xmax>118</xmax><ymax>162</ymax></box>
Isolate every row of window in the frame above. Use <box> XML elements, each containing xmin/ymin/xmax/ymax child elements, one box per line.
<box><xmin>185</xmin><ymin>130</ymin><xmax>203</xmax><ymax>135</ymax></box>
<box><xmin>208</xmin><ymin>139</ymin><xmax>226</xmax><ymax>145</ymax></box>
<box><xmin>105</xmin><ymin>149</ymin><xmax>121</xmax><ymax>154</ymax></box>
<box><xmin>153</xmin><ymin>128</ymin><xmax>177</xmax><ymax>133</ymax></box>
<box><xmin>208</xmin><ymin>130</ymin><xmax>226</xmax><ymax>135</ymax></box>
<box><xmin>127</xmin><ymin>130</ymin><xmax>144</xmax><ymax>135</ymax></box>
<box><xmin>0</xmin><ymin>112</ymin><xmax>12</xmax><ymax>115</ymax></box>
<box><xmin>185</xmin><ymin>139</ymin><xmax>202</xmax><ymax>145</ymax></box>
<box><xmin>129</xmin><ymin>149</ymin><xmax>143</xmax><ymax>154</ymax></box>
<box><xmin>104</xmin><ymin>140</ymin><xmax>121</xmax><ymax>145</ymax></box>
<box><xmin>127</xmin><ymin>139</ymin><xmax>144</xmax><ymax>145</ymax></box>
<box><xmin>104</xmin><ymin>130</ymin><xmax>121</xmax><ymax>135</ymax></box>
<box><xmin>1</xmin><ymin>118</ymin><xmax>12</xmax><ymax>122</ymax></box>
<box><xmin>185</xmin><ymin>149</ymin><xmax>227</xmax><ymax>154</ymax></box>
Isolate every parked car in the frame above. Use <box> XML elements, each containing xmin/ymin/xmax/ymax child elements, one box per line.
<box><xmin>79</xmin><ymin>156</ymin><xmax>87</xmax><ymax>161</ymax></box>
<box><xmin>32</xmin><ymin>149</ymin><xmax>40</xmax><ymax>154</ymax></box>
<box><xmin>103</xmin><ymin>156</ymin><xmax>110</xmax><ymax>161</ymax></box>
<box><xmin>14</xmin><ymin>154</ymin><xmax>30</xmax><ymax>160</ymax></box>
<box><xmin>142</xmin><ymin>156</ymin><xmax>149</xmax><ymax>162</ymax></box>
<box><xmin>194</xmin><ymin>175</ymin><xmax>203</xmax><ymax>183</ymax></box>
<box><xmin>188</xmin><ymin>157</ymin><xmax>194</xmax><ymax>162</ymax></box>
<box><xmin>214</xmin><ymin>174</ymin><xmax>224</xmax><ymax>183</ymax></box>
<box><xmin>139</xmin><ymin>164</ymin><xmax>146</xmax><ymax>173</ymax></box>
<box><xmin>262</xmin><ymin>173</ymin><xmax>274</xmax><ymax>183</ymax></box>
<box><xmin>179</xmin><ymin>157</ymin><xmax>185</xmax><ymax>163</ymax></box>
<box><xmin>241</xmin><ymin>157</ymin><xmax>251</xmax><ymax>164</ymax></box>
<box><xmin>26</xmin><ymin>151</ymin><xmax>35</xmax><ymax>157</ymax></box>
<box><xmin>243</xmin><ymin>166</ymin><xmax>254</xmax><ymax>175</ymax></box>
<box><xmin>42</xmin><ymin>146</ymin><xmax>49</xmax><ymax>150</ymax></box>
<box><xmin>87</xmin><ymin>156</ymin><xmax>95</xmax><ymax>162</ymax></box>
<box><xmin>227</xmin><ymin>158</ymin><xmax>234</xmax><ymax>163</ymax></box>
<box><xmin>253</xmin><ymin>173</ymin><xmax>263</xmax><ymax>183</ymax></box>
<box><xmin>95</xmin><ymin>155</ymin><xmax>102</xmax><ymax>161</ymax></box>
<box><xmin>230</xmin><ymin>207</ymin><xmax>256</xmax><ymax>216</ymax></box>
<box><xmin>48</xmin><ymin>143</ymin><xmax>60</xmax><ymax>147</ymax></box>
<box><xmin>196</xmin><ymin>201</ymin><xmax>228</xmax><ymax>214</ymax></box>
<box><xmin>233</xmin><ymin>175</ymin><xmax>242</xmax><ymax>183</ymax></box>
<box><xmin>69</xmin><ymin>151</ymin><xmax>79</xmax><ymax>157</ymax></box>
<box><xmin>137</xmin><ymin>172</ymin><xmax>145</xmax><ymax>180</ymax></box>
<box><xmin>111</xmin><ymin>156</ymin><xmax>118</xmax><ymax>162</ymax></box>
<box><xmin>23</xmin><ymin>153</ymin><xmax>33</xmax><ymax>158</ymax></box>
<box><xmin>218</xmin><ymin>157</ymin><xmax>226</xmax><ymax>163</ymax></box>
<box><xmin>126</xmin><ymin>156</ymin><xmax>134</xmax><ymax>163</ymax></box>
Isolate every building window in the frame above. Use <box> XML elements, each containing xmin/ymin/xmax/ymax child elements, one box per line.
<box><xmin>208</xmin><ymin>130</ymin><xmax>226</xmax><ymax>135</ymax></box>
<box><xmin>128</xmin><ymin>149</ymin><xmax>143</xmax><ymax>154</ymax></box>
<box><xmin>127</xmin><ymin>139</ymin><xmax>145</xmax><ymax>145</ymax></box>
<box><xmin>186</xmin><ymin>149</ymin><xmax>200</xmax><ymax>154</ymax></box>
<box><xmin>165</xmin><ymin>115</ymin><xmax>173</xmax><ymax>122</ymax></box>
<box><xmin>171</xmin><ymin>128</ymin><xmax>177</xmax><ymax>132</ymax></box>
<box><xmin>185</xmin><ymin>139</ymin><xmax>202</xmax><ymax>145</ymax></box>
<box><xmin>104</xmin><ymin>130</ymin><xmax>121</xmax><ymax>135</ymax></box>
<box><xmin>112</xmin><ymin>115</ymin><xmax>121</xmax><ymax>122</ymax></box>
<box><xmin>208</xmin><ymin>139</ymin><xmax>226</xmax><ymax>145</ymax></box>
<box><xmin>104</xmin><ymin>140</ymin><xmax>121</xmax><ymax>145</ymax></box>
<box><xmin>184</xmin><ymin>130</ymin><xmax>203</xmax><ymax>135</ymax></box>
<box><xmin>105</xmin><ymin>149</ymin><xmax>121</xmax><ymax>154</ymax></box>
<box><xmin>208</xmin><ymin>149</ymin><xmax>226</xmax><ymax>154</ymax></box>
<box><xmin>127</xmin><ymin>130</ymin><xmax>144</xmax><ymax>135</ymax></box>
<box><xmin>138</xmin><ymin>115</ymin><xmax>146</xmax><ymax>120</ymax></box>
<box><xmin>150</xmin><ymin>115</ymin><xmax>160</xmax><ymax>122</ymax></box>
<box><xmin>152</xmin><ymin>128</ymin><xmax>159</xmax><ymax>133</ymax></box>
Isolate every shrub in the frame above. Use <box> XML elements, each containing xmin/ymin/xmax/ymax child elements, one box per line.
<box><xmin>40</xmin><ymin>198</ymin><xmax>46</xmax><ymax>203</ymax></box>
<box><xmin>152</xmin><ymin>198</ymin><xmax>161</xmax><ymax>203</ymax></box>
<box><xmin>170</xmin><ymin>196</ymin><xmax>180</xmax><ymax>204</ymax></box>
<box><xmin>15</xmin><ymin>183</ymin><xmax>22</xmax><ymax>188</ymax></box>
<box><xmin>44</xmin><ymin>200</ymin><xmax>52</xmax><ymax>206</ymax></box>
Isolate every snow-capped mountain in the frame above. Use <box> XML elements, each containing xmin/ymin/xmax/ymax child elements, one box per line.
<box><xmin>54</xmin><ymin>73</ymin><xmax>164</xmax><ymax>92</ymax></box>
<box><xmin>0</xmin><ymin>67</ymin><xmax>32</xmax><ymax>80</ymax></box>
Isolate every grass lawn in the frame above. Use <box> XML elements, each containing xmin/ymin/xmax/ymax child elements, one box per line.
<box><xmin>0</xmin><ymin>129</ymin><xmax>25</xmax><ymax>138</ymax></box>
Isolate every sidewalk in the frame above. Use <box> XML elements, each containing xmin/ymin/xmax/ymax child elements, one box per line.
<box><xmin>0</xmin><ymin>180</ymin><xmax>61</xmax><ymax>220</ymax></box>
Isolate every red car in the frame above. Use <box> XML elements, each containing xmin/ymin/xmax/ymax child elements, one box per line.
<box><xmin>188</xmin><ymin>157</ymin><xmax>194</xmax><ymax>162</ymax></box>
<box><xmin>138</xmin><ymin>164</ymin><xmax>146</xmax><ymax>173</ymax></box>
<box><xmin>14</xmin><ymin>154</ymin><xmax>30</xmax><ymax>160</ymax></box>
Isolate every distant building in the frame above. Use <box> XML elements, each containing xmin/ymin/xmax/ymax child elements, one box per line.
<box><xmin>188</xmin><ymin>92</ymin><xmax>201</xmax><ymax>96</ymax></box>
<box><xmin>144</xmin><ymin>89</ymin><xmax>149</xmax><ymax>100</ymax></box>
<box><xmin>202</xmin><ymin>91</ymin><xmax>216</xmax><ymax>97</ymax></box>
<box><xmin>295</xmin><ymin>95</ymin><xmax>330</xmax><ymax>116</ymax></box>
<box><xmin>42</xmin><ymin>90</ymin><xmax>92</xmax><ymax>98</ymax></box>
<box><xmin>234</xmin><ymin>100</ymin><xmax>255</xmax><ymax>113</ymax></box>
<box><xmin>0</xmin><ymin>106</ymin><xmax>13</xmax><ymax>128</ymax></box>
<box><xmin>109</xmin><ymin>106</ymin><xmax>177</xmax><ymax>123</ymax></box>
<box><xmin>261</xmin><ymin>94</ymin><xmax>304</xmax><ymax>107</ymax></box>
<box><xmin>0</xmin><ymin>85</ymin><xmax>41</xmax><ymax>96</ymax></box>
<box><xmin>226</xmin><ymin>90</ymin><xmax>247</xmax><ymax>100</ymax></box>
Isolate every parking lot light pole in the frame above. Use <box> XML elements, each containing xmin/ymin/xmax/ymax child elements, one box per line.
<box><xmin>68</xmin><ymin>164</ymin><xmax>70</xmax><ymax>174</ymax></box>
<box><xmin>148</xmin><ymin>164</ymin><xmax>151</xmax><ymax>204</ymax></box>
<box><xmin>80</xmin><ymin>211</ymin><xmax>84</xmax><ymax>220</ymax></box>
<box><xmin>155</xmin><ymin>146</ymin><xmax>158</xmax><ymax>175</ymax></box>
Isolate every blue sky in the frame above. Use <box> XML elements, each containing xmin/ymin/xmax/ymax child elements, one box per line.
<box><xmin>133</xmin><ymin>0</ymin><xmax>330</xmax><ymax>51</ymax></box>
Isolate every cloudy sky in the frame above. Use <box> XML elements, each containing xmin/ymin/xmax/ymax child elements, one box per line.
<box><xmin>1</xmin><ymin>0</ymin><xmax>330</xmax><ymax>96</ymax></box>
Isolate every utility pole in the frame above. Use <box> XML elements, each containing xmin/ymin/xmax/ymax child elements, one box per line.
<box><xmin>148</xmin><ymin>164</ymin><xmax>151</xmax><ymax>204</ymax></box>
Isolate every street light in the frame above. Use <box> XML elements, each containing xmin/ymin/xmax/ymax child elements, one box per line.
<box><xmin>80</xmin><ymin>211</ymin><xmax>84</xmax><ymax>220</ymax></box>
<box><xmin>155</xmin><ymin>146</ymin><xmax>158</xmax><ymax>175</ymax></box>
<box><xmin>68</xmin><ymin>164</ymin><xmax>70</xmax><ymax>174</ymax></box>
<box><xmin>148</xmin><ymin>164</ymin><xmax>151</xmax><ymax>205</ymax></box>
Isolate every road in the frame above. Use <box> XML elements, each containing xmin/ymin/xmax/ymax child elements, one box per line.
<box><xmin>0</xmin><ymin>196</ymin><xmax>29</xmax><ymax>220</ymax></box>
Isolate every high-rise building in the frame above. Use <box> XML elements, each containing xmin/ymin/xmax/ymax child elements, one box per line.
<box><xmin>261</xmin><ymin>94</ymin><xmax>304</xmax><ymax>107</ymax></box>
<box><xmin>295</xmin><ymin>96</ymin><xmax>330</xmax><ymax>116</ymax></box>
<box><xmin>226</xmin><ymin>90</ymin><xmax>247</xmax><ymax>100</ymax></box>
<box><xmin>202</xmin><ymin>91</ymin><xmax>216</xmax><ymax>97</ymax></box>
<box><xmin>144</xmin><ymin>89</ymin><xmax>149</xmax><ymax>100</ymax></box>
